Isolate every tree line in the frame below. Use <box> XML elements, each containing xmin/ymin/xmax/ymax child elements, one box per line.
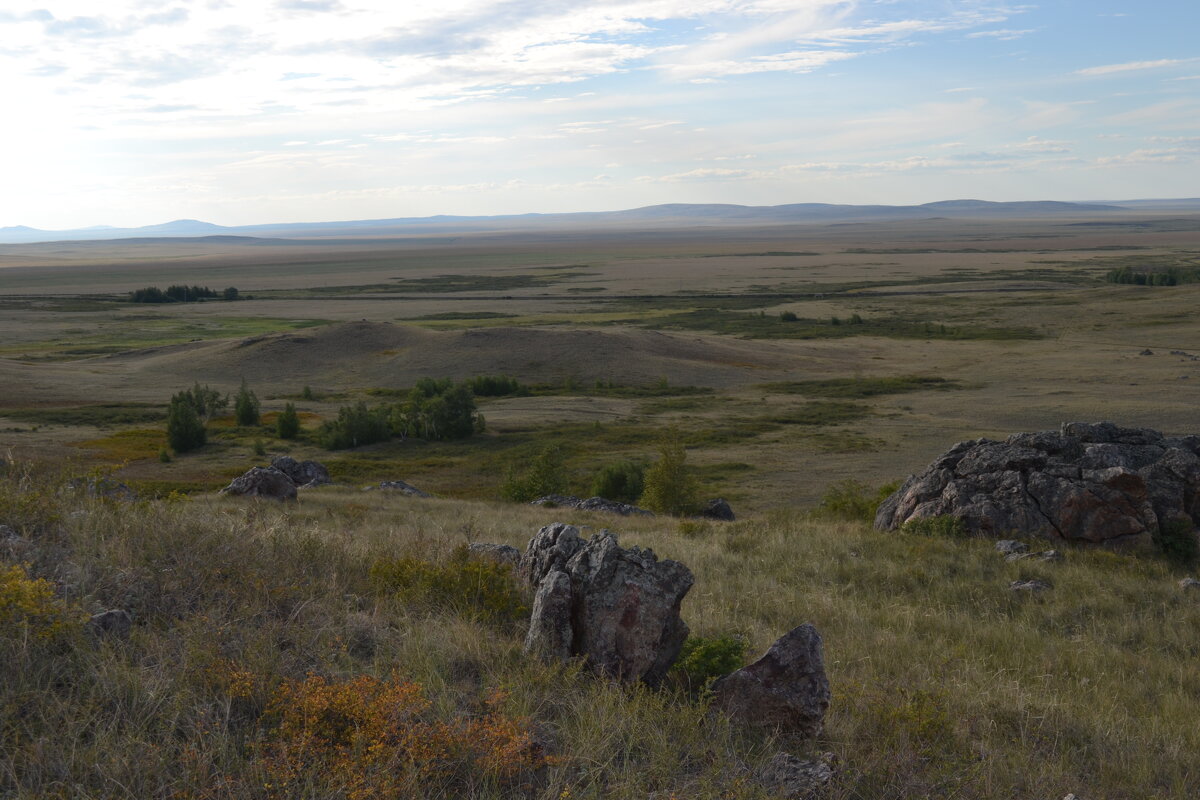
<box><xmin>130</xmin><ymin>285</ymin><xmax>239</xmax><ymax>303</ymax></box>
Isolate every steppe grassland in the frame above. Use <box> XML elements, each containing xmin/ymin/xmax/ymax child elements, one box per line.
<box><xmin>2</xmin><ymin>474</ymin><xmax>1198</xmax><ymax>799</ymax></box>
<box><xmin>0</xmin><ymin>214</ymin><xmax>1199</xmax><ymax>509</ymax></box>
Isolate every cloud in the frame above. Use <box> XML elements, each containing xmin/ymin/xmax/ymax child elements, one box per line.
<box><xmin>965</xmin><ymin>28</ymin><xmax>1035</xmax><ymax>40</ymax></box>
<box><xmin>644</xmin><ymin>167</ymin><xmax>759</xmax><ymax>182</ymax></box>
<box><xmin>1075</xmin><ymin>58</ymin><xmax>1187</xmax><ymax>76</ymax></box>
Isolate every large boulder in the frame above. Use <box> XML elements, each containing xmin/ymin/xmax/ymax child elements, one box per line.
<box><xmin>875</xmin><ymin>422</ymin><xmax>1200</xmax><ymax>548</ymax></box>
<box><xmin>270</xmin><ymin>456</ymin><xmax>331</xmax><ymax>488</ymax></box>
<box><xmin>520</xmin><ymin>523</ymin><xmax>693</xmax><ymax>685</ymax></box>
<box><xmin>219</xmin><ymin>467</ymin><xmax>297</xmax><ymax>501</ymax></box>
<box><xmin>701</xmin><ymin>498</ymin><xmax>736</xmax><ymax>521</ymax></box>
<box><xmin>711</xmin><ymin>624</ymin><xmax>831</xmax><ymax>737</ymax></box>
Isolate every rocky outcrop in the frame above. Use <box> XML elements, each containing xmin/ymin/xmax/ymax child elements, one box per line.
<box><xmin>711</xmin><ymin>624</ymin><xmax>830</xmax><ymax>737</ymax></box>
<box><xmin>530</xmin><ymin>495</ymin><xmax>654</xmax><ymax>517</ymax></box>
<box><xmin>270</xmin><ymin>456</ymin><xmax>331</xmax><ymax>488</ymax></box>
<box><xmin>66</xmin><ymin>477</ymin><xmax>137</xmax><ymax>501</ymax></box>
<box><xmin>373</xmin><ymin>480</ymin><xmax>430</xmax><ymax>497</ymax></box>
<box><xmin>875</xmin><ymin>422</ymin><xmax>1200</xmax><ymax>548</ymax></box>
<box><xmin>520</xmin><ymin>523</ymin><xmax>693</xmax><ymax>685</ymax></box>
<box><xmin>219</xmin><ymin>467</ymin><xmax>297</xmax><ymax>501</ymax></box>
<box><xmin>700</xmin><ymin>498</ymin><xmax>736</xmax><ymax>522</ymax></box>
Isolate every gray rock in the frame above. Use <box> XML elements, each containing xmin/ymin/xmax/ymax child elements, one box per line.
<box><xmin>530</xmin><ymin>494</ymin><xmax>654</xmax><ymax>517</ymax></box>
<box><xmin>1140</xmin><ymin>349</ymin><xmax>1154</xmax><ymax>356</ymax></box>
<box><xmin>876</xmin><ymin>422</ymin><xmax>1200</xmax><ymax>549</ymax></box>
<box><xmin>1179</xmin><ymin>577</ymin><xmax>1200</xmax><ymax>591</ymax></box>
<box><xmin>219</xmin><ymin>467</ymin><xmax>297</xmax><ymax>501</ymax></box>
<box><xmin>1036</xmin><ymin>549</ymin><xmax>1064</xmax><ymax>562</ymax></box>
<box><xmin>65</xmin><ymin>477</ymin><xmax>137</xmax><ymax>501</ymax></box>
<box><xmin>0</xmin><ymin>524</ymin><xmax>16</xmax><ymax>540</ymax></box>
<box><xmin>467</xmin><ymin>542</ymin><xmax>521</xmax><ymax>567</ymax></box>
<box><xmin>522</xmin><ymin>525</ymin><xmax>693</xmax><ymax>685</ymax></box>
<box><xmin>758</xmin><ymin>752</ymin><xmax>835</xmax><ymax>799</ymax></box>
<box><xmin>524</xmin><ymin>570</ymin><xmax>573</xmax><ymax>661</ymax></box>
<box><xmin>995</xmin><ymin>539</ymin><xmax>1028</xmax><ymax>554</ymax></box>
<box><xmin>1009</xmin><ymin>579</ymin><xmax>1052</xmax><ymax>593</ymax></box>
<box><xmin>86</xmin><ymin>609</ymin><xmax>132</xmax><ymax>640</ymax></box>
<box><xmin>711</xmin><ymin>624</ymin><xmax>831</xmax><ymax>737</ymax></box>
<box><xmin>374</xmin><ymin>480</ymin><xmax>430</xmax><ymax>497</ymax></box>
<box><xmin>270</xmin><ymin>456</ymin><xmax>331</xmax><ymax>488</ymax></box>
<box><xmin>701</xmin><ymin>498</ymin><xmax>736</xmax><ymax>522</ymax></box>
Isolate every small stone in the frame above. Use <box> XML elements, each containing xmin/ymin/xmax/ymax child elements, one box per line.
<box><xmin>1036</xmin><ymin>549</ymin><xmax>1064</xmax><ymax>562</ymax></box>
<box><xmin>0</xmin><ymin>524</ymin><xmax>16</xmax><ymax>540</ymax></box>
<box><xmin>374</xmin><ymin>480</ymin><xmax>430</xmax><ymax>497</ymax></box>
<box><xmin>1139</xmin><ymin>349</ymin><xmax>1154</xmax><ymax>356</ymax></box>
<box><xmin>86</xmin><ymin>609</ymin><xmax>133</xmax><ymax>640</ymax></box>
<box><xmin>1179</xmin><ymin>577</ymin><xmax>1200</xmax><ymax>591</ymax></box>
<box><xmin>701</xmin><ymin>498</ymin><xmax>736</xmax><ymax>522</ymax></box>
<box><xmin>995</xmin><ymin>539</ymin><xmax>1029</xmax><ymax>555</ymax></box>
<box><xmin>758</xmin><ymin>752</ymin><xmax>835</xmax><ymax>799</ymax></box>
<box><xmin>1009</xmin><ymin>579</ymin><xmax>1052</xmax><ymax>593</ymax></box>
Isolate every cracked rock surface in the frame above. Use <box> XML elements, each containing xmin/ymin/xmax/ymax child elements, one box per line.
<box><xmin>875</xmin><ymin>422</ymin><xmax>1200</xmax><ymax>547</ymax></box>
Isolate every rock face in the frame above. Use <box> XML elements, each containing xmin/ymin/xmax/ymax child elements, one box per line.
<box><xmin>270</xmin><ymin>456</ymin><xmax>331</xmax><ymax>488</ymax></box>
<box><xmin>875</xmin><ymin>422</ymin><xmax>1200</xmax><ymax>548</ymax></box>
<box><xmin>701</xmin><ymin>498</ymin><xmax>736</xmax><ymax>522</ymax></box>
<box><xmin>710</xmin><ymin>624</ymin><xmax>831</xmax><ymax>737</ymax></box>
<box><xmin>374</xmin><ymin>480</ymin><xmax>430</xmax><ymax>498</ymax></box>
<box><xmin>530</xmin><ymin>494</ymin><xmax>654</xmax><ymax>517</ymax></box>
<box><xmin>219</xmin><ymin>467</ymin><xmax>297</xmax><ymax>501</ymax></box>
<box><xmin>520</xmin><ymin>523</ymin><xmax>693</xmax><ymax>685</ymax></box>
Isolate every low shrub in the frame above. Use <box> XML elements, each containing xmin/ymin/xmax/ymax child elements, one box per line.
<box><xmin>369</xmin><ymin>547</ymin><xmax>529</xmax><ymax>625</ymax></box>
<box><xmin>672</xmin><ymin>634</ymin><xmax>747</xmax><ymax>692</ymax></box>
<box><xmin>820</xmin><ymin>479</ymin><xmax>900</xmax><ymax>522</ymax></box>
<box><xmin>260</xmin><ymin>676</ymin><xmax>548</xmax><ymax>799</ymax></box>
<box><xmin>590</xmin><ymin>460</ymin><xmax>645</xmax><ymax>504</ymax></box>
<box><xmin>500</xmin><ymin>445</ymin><xmax>567</xmax><ymax>502</ymax></box>
<box><xmin>639</xmin><ymin>434</ymin><xmax>699</xmax><ymax>516</ymax></box>
<box><xmin>0</xmin><ymin>563</ymin><xmax>82</xmax><ymax>642</ymax></box>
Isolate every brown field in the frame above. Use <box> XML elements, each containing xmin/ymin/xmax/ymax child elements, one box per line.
<box><xmin>2</xmin><ymin>212</ymin><xmax>1199</xmax><ymax>507</ymax></box>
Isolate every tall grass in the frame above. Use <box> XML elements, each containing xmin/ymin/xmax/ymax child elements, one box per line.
<box><xmin>1</xmin><ymin>465</ymin><xmax>1198</xmax><ymax>798</ymax></box>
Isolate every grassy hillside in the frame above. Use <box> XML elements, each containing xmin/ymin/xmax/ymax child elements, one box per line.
<box><xmin>2</xmin><ymin>462</ymin><xmax>1197</xmax><ymax>799</ymax></box>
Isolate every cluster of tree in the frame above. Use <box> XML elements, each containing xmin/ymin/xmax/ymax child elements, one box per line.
<box><xmin>129</xmin><ymin>285</ymin><xmax>238</xmax><ymax>303</ymax></box>
<box><xmin>1105</xmin><ymin>266</ymin><xmax>1188</xmax><ymax>286</ymax></box>
<box><xmin>466</xmin><ymin>374</ymin><xmax>525</xmax><ymax>397</ymax></box>
<box><xmin>500</xmin><ymin>433</ymin><xmax>699</xmax><ymax>515</ymax></box>
<box><xmin>165</xmin><ymin>380</ymin><xmax>300</xmax><ymax>454</ymax></box>
<box><xmin>318</xmin><ymin>379</ymin><xmax>483</xmax><ymax>450</ymax></box>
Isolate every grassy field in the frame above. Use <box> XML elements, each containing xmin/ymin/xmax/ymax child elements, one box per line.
<box><xmin>1</xmin><ymin>465</ymin><xmax>1197</xmax><ymax>798</ymax></box>
<box><xmin>1</xmin><ymin>214</ymin><xmax>1199</xmax><ymax>797</ymax></box>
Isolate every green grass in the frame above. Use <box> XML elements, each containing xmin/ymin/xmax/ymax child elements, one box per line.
<box><xmin>1</xmin><ymin>403</ymin><xmax>165</xmax><ymax>427</ymax></box>
<box><xmin>642</xmin><ymin>309</ymin><xmax>1042</xmax><ymax>341</ymax></box>
<box><xmin>760</xmin><ymin>376</ymin><xmax>961</xmax><ymax>398</ymax></box>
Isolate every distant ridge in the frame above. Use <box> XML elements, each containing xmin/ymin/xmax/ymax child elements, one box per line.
<box><xmin>0</xmin><ymin>198</ymin><xmax>1185</xmax><ymax>245</ymax></box>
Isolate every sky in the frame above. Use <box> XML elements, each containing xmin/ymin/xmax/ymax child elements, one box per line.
<box><xmin>2</xmin><ymin>0</ymin><xmax>1198</xmax><ymax>229</ymax></box>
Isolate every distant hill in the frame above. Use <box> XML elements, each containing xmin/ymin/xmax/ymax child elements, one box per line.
<box><xmin>0</xmin><ymin>198</ymin><xmax>1181</xmax><ymax>244</ymax></box>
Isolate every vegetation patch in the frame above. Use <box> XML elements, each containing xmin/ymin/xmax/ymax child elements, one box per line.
<box><xmin>642</xmin><ymin>308</ymin><xmax>1041</xmax><ymax>341</ymax></box>
<box><xmin>389</xmin><ymin>271</ymin><xmax>592</xmax><ymax>293</ymax></box>
<box><xmin>2</xmin><ymin>403</ymin><xmax>165</xmax><ymax>427</ymax></box>
<box><xmin>370</xmin><ymin>547</ymin><xmax>529</xmax><ymax>625</ymax></box>
<box><xmin>761</xmin><ymin>375</ymin><xmax>960</xmax><ymax>398</ymax></box>
<box><xmin>73</xmin><ymin>428</ymin><xmax>167</xmax><ymax>462</ymax></box>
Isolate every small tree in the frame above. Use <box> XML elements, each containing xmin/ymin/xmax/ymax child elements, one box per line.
<box><xmin>500</xmin><ymin>445</ymin><xmax>567</xmax><ymax>502</ymax></box>
<box><xmin>639</xmin><ymin>433</ymin><xmax>698</xmax><ymax>516</ymax></box>
<box><xmin>183</xmin><ymin>383</ymin><xmax>227</xmax><ymax>421</ymax></box>
<box><xmin>222</xmin><ymin>286</ymin><xmax>239</xmax><ymax>301</ymax></box>
<box><xmin>276</xmin><ymin>402</ymin><xmax>300</xmax><ymax>439</ymax></box>
<box><xmin>166</xmin><ymin>391</ymin><xmax>206</xmax><ymax>453</ymax></box>
<box><xmin>234</xmin><ymin>379</ymin><xmax>260</xmax><ymax>426</ymax></box>
<box><xmin>591</xmin><ymin>460</ymin><xmax>645</xmax><ymax>504</ymax></box>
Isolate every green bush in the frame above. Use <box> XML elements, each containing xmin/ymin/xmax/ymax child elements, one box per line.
<box><xmin>590</xmin><ymin>460</ymin><xmax>645</xmax><ymax>504</ymax></box>
<box><xmin>902</xmin><ymin>515</ymin><xmax>969</xmax><ymax>537</ymax></box>
<box><xmin>467</xmin><ymin>375</ymin><xmax>525</xmax><ymax>397</ymax></box>
<box><xmin>276</xmin><ymin>402</ymin><xmax>300</xmax><ymax>439</ymax></box>
<box><xmin>391</xmin><ymin>379</ymin><xmax>482</xmax><ymax>441</ymax></box>
<box><xmin>820</xmin><ymin>479</ymin><xmax>900</xmax><ymax>522</ymax></box>
<box><xmin>368</xmin><ymin>546</ymin><xmax>529</xmax><ymax>625</ymax></box>
<box><xmin>318</xmin><ymin>402</ymin><xmax>392</xmax><ymax>450</ymax></box>
<box><xmin>1153</xmin><ymin>518</ymin><xmax>1199</xmax><ymax>567</ymax></box>
<box><xmin>639</xmin><ymin>434</ymin><xmax>698</xmax><ymax>516</ymax></box>
<box><xmin>672</xmin><ymin>634</ymin><xmax>747</xmax><ymax>691</ymax></box>
<box><xmin>500</xmin><ymin>445</ymin><xmax>567</xmax><ymax>502</ymax></box>
<box><xmin>166</xmin><ymin>391</ymin><xmax>206</xmax><ymax>453</ymax></box>
<box><xmin>234</xmin><ymin>380</ymin><xmax>260</xmax><ymax>426</ymax></box>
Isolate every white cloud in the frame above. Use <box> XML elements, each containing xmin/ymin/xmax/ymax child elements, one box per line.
<box><xmin>965</xmin><ymin>28</ymin><xmax>1035</xmax><ymax>40</ymax></box>
<box><xmin>1075</xmin><ymin>58</ymin><xmax>1187</xmax><ymax>76</ymax></box>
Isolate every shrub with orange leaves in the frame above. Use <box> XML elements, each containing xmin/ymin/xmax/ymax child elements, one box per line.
<box><xmin>259</xmin><ymin>675</ymin><xmax>548</xmax><ymax>799</ymax></box>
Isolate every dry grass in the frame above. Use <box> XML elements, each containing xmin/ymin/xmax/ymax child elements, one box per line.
<box><xmin>1</xmin><ymin>464</ymin><xmax>1198</xmax><ymax>798</ymax></box>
